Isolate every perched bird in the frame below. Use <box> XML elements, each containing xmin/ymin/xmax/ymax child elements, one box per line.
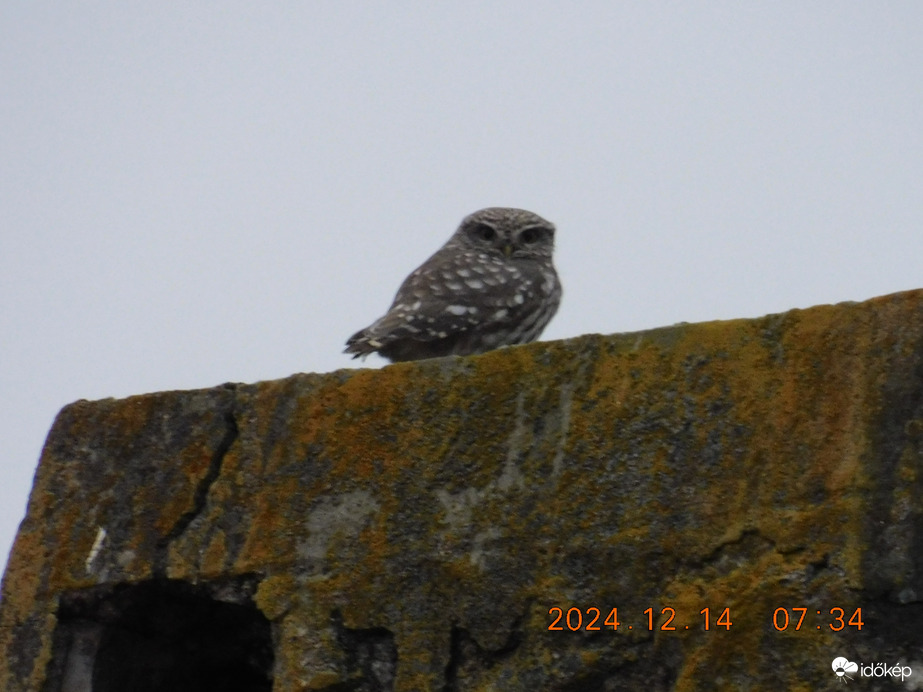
<box><xmin>345</xmin><ymin>207</ymin><xmax>562</xmax><ymax>362</ymax></box>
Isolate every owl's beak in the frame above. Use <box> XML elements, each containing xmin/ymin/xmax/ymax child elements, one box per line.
<box><xmin>503</xmin><ymin>244</ymin><xmax>513</xmax><ymax>257</ymax></box>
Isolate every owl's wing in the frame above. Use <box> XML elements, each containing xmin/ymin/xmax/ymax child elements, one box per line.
<box><xmin>345</xmin><ymin>251</ymin><xmax>546</xmax><ymax>357</ymax></box>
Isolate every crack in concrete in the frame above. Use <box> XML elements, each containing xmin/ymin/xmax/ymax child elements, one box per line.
<box><xmin>442</xmin><ymin>611</ymin><xmax>526</xmax><ymax>691</ymax></box>
<box><xmin>153</xmin><ymin>408</ymin><xmax>239</xmax><ymax>577</ymax></box>
<box><xmin>327</xmin><ymin>610</ymin><xmax>396</xmax><ymax>692</ymax></box>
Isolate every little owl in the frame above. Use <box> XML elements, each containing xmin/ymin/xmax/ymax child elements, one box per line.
<box><xmin>345</xmin><ymin>207</ymin><xmax>561</xmax><ymax>362</ymax></box>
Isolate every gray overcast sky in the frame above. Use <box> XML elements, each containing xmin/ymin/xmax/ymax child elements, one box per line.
<box><xmin>2</xmin><ymin>4</ymin><xmax>921</xmax><ymax>576</ymax></box>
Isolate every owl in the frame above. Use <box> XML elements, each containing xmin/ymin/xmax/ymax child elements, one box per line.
<box><xmin>345</xmin><ymin>207</ymin><xmax>562</xmax><ymax>362</ymax></box>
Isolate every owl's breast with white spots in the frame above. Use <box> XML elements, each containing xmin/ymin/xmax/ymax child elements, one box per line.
<box><xmin>540</xmin><ymin>269</ymin><xmax>559</xmax><ymax>296</ymax></box>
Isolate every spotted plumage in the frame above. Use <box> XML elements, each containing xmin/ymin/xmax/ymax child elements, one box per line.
<box><xmin>345</xmin><ymin>207</ymin><xmax>562</xmax><ymax>362</ymax></box>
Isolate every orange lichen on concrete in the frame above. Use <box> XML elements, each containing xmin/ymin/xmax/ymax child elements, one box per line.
<box><xmin>2</xmin><ymin>289</ymin><xmax>923</xmax><ymax>691</ymax></box>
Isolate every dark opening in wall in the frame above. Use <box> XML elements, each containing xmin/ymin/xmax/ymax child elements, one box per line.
<box><xmin>43</xmin><ymin>577</ymin><xmax>273</xmax><ymax>692</ymax></box>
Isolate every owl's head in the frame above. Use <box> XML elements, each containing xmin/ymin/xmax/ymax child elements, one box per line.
<box><xmin>453</xmin><ymin>207</ymin><xmax>556</xmax><ymax>260</ymax></box>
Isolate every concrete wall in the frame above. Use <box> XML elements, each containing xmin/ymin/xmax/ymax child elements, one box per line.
<box><xmin>2</xmin><ymin>289</ymin><xmax>922</xmax><ymax>691</ymax></box>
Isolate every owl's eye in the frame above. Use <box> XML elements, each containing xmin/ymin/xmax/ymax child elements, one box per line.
<box><xmin>470</xmin><ymin>223</ymin><xmax>497</xmax><ymax>242</ymax></box>
<box><xmin>519</xmin><ymin>227</ymin><xmax>542</xmax><ymax>244</ymax></box>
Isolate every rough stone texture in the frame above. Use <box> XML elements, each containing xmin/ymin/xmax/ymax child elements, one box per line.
<box><xmin>2</xmin><ymin>289</ymin><xmax>923</xmax><ymax>691</ymax></box>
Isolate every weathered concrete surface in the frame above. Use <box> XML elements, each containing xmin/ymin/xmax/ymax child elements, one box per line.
<box><xmin>2</xmin><ymin>289</ymin><xmax>923</xmax><ymax>691</ymax></box>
